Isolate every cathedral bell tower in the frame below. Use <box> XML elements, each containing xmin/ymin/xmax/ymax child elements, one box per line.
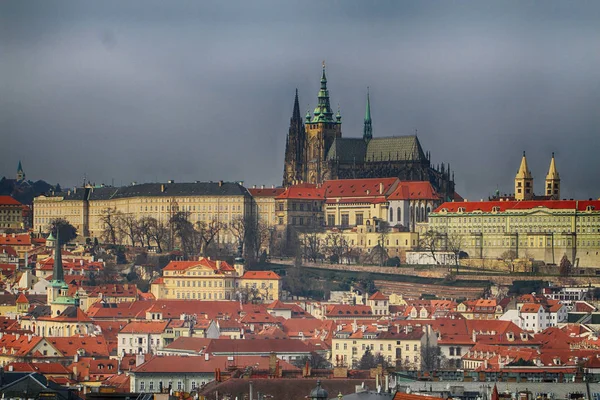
<box><xmin>304</xmin><ymin>62</ymin><xmax>342</xmax><ymax>184</ymax></box>
<box><xmin>545</xmin><ymin>152</ymin><xmax>560</xmax><ymax>200</ymax></box>
<box><xmin>515</xmin><ymin>151</ymin><xmax>534</xmax><ymax>201</ymax></box>
<box><xmin>283</xmin><ymin>89</ymin><xmax>306</xmax><ymax>187</ymax></box>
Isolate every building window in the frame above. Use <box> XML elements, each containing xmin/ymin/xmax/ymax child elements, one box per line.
<box><xmin>149</xmin><ymin>381</ymin><xmax>154</xmax><ymax>391</ymax></box>
<box><xmin>356</xmin><ymin>214</ymin><xmax>363</xmax><ymax>226</ymax></box>
<box><xmin>140</xmin><ymin>381</ymin><xmax>145</xmax><ymax>391</ymax></box>
<box><xmin>341</xmin><ymin>214</ymin><xmax>349</xmax><ymax>226</ymax></box>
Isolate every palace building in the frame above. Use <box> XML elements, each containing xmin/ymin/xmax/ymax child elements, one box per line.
<box><xmin>428</xmin><ymin>153</ymin><xmax>600</xmax><ymax>267</ymax></box>
<box><xmin>283</xmin><ymin>63</ymin><xmax>456</xmax><ymax>201</ymax></box>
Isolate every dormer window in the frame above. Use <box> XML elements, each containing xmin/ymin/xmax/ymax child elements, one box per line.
<box><xmin>492</xmin><ymin>206</ymin><xmax>500</xmax><ymax>213</ymax></box>
<box><xmin>586</xmin><ymin>206</ymin><xmax>595</xmax><ymax>212</ymax></box>
<box><xmin>458</xmin><ymin>207</ymin><xmax>466</xmax><ymax>213</ymax></box>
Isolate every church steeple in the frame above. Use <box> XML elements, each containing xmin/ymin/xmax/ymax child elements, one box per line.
<box><xmin>53</xmin><ymin>230</ymin><xmax>64</xmax><ymax>283</ymax></box>
<box><xmin>282</xmin><ymin>89</ymin><xmax>306</xmax><ymax>186</ymax></box>
<box><xmin>312</xmin><ymin>62</ymin><xmax>335</xmax><ymax>123</ymax></box>
<box><xmin>16</xmin><ymin>160</ymin><xmax>25</xmax><ymax>182</ymax></box>
<box><xmin>363</xmin><ymin>88</ymin><xmax>372</xmax><ymax>142</ymax></box>
<box><xmin>515</xmin><ymin>151</ymin><xmax>533</xmax><ymax>201</ymax></box>
<box><xmin>545</xmin><ymin>152</ymin><xmax>560</xmax><ymax>200</ymax></box>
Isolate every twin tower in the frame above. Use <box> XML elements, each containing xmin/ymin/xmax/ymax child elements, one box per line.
<box><xmin>514</xmin><ymin>152</ymin><xmax>560</xmax><ymax>201</ymax></box>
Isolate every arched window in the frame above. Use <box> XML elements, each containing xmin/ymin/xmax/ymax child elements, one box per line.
<box><xmin>416</xmin><ymin>207</ymin><xmax>421</xmax><ymax>222</ymax></box>
<box><xmin>421</xmin><ymin>206</ymin><xmax>425</xmax><ymax>222</ymax></box>
<box><xmin>397</xmin><ymin>207</ymin><xmax>402</xmax><ymax>223</ymax></box>
<box><xmin>389</xmin><ymin>208</ymin><xmax>394</xmax><ymax>222</ymax></box>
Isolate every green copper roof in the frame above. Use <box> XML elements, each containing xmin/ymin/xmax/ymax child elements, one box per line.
<box><xmin>53</xmin><ymin>296</ymin><xmax>78</xmax><ymax>305</ymax></box>
<box><xmin>311</xmin><ymin>63</ymin><xmax>336</xmax><ymax>123</ymax></box>
<box><xmin>363</xmin><ymin>88</ymin><xmax>372</xmax><ymax>141</ymax></box>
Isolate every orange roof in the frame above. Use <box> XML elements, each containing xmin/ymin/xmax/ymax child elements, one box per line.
<box><xmin>47</xmin><ymin>336</ymin><xmax>110</xmax><ymax>358</ymax></box>
<box><xmin>119</xmin><ymin>320</ymin><xmax>169</xmax><ymax>334</ymax></box>
<box><xmin>0</xmin><ymin>234</ymin><xmax>32</xmax><ymax>247</ymax></box>
<box><xmin>0</xmin><ymin>246</ymin><xmax>18</xmax><ymax>257</ymax></box>
<box><xmin>368</xmin><ymin>291</ymin><xmax>389</xmax><ymax>301</ymax></box>
<box><xmin>4</xmin><ymin>362</ymin><xmax>70</xmax><ymax>375</ymax></box>
<box><xmin>0</xmin><ymin>196</ymin><xmax>22</xmax><ymax>206</ymax></box>
<box><xmin>520</xmin><ymin>303</ymin><xmax>542</xmax><ymax>313</ymax></box>
<box><xmin>323</xmin><ymin>178</ymin><xmax>398</xmax><ymax>198</ymax></box>
<box><xmin>241</xmin><ymin>271</ymin><xmax>280</xmax><ymax>280</ymax></box>
<box><xmin>163</xmin><ymin>258</ymin><xmax>235</xmax><ymax>273</ymax></box>
<box><xmin>387</xmin><ymin>181</ymin><xmax>440</xmax><ymax>201</ymax></box>
<box><xmin>15</xmin><ymin>293</ymin><xmax>29</xmax><ymax>304</ymax></box>
<box><xmin>434</xmin><ymin>199</ymin><xmax>600</xmax><ymax>213</ymax></box>
<box><xmin>276</xmin><ymin>184</ymin><xmax>325</xmax><ymax>200</ymax></box>
<box><xmin>248</xmin><ymin>188</ymin><xmax>286</xmax><ymax>197</ymax></box>
<box><xmin>394</xmin><ymin>393</ymin><xmax>444</xmax><ymax>400</ymax></box>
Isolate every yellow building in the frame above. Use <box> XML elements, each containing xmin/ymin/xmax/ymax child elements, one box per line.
<box><xmin>428</xmin><ymin>199</ymin><xmax>600</xmax><ymax>267</ymax></box>
<box><xmin>429</xmin><ymin>153</ymin><xmax>600</xmax><ymax>267</ymax></box>
<box><xmin>150</xmin><ymin>257</ymin><xmax>280</xmax><ymax>302</ymax></box>
<box><xmin>0</xmin><ymin>196</ymin><xmax>24</xmax><ymax>231</ymax></box>
<box><xmin>331</xmin><ymin>323</ymin><xmax>437</xmax><ymax>369</ymax></box>
<box><xmin>249</xmin><ymin>187</ymin><xmax>285</xmax><ymax>227</ymax></box>
<box><xmin>34</xmin><ymin>181</ymin><xmax>253</xmax><ymax>245</ymax></box>
<box><xmin>275</xmin><ymin>184</ymin><xmax>325</xmax><ymax>228</ymax></box>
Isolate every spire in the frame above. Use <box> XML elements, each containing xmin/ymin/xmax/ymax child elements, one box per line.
<box><xmin>292</xmin><ymin>88</ymin><xmax>301</xmax><ymax>121</ymax></box>
<box><xmin>516</xmin><ymin>151</ymin><xmax>532</xmax><ymax>179</ymax></box>
<box><xmin>312</xmin><ymin>61</ymin><xmax>334</xmax><ymax>123</ymax></box>
<box><xmin>17</xmin><ymin>160</ymin><xmax>23</xmax><ymax>172</ymax></box>
<box><xmin>363</xmin><ymin>87</ymin><xmax>372</xmax><ymax>141</ymax></box>
<box><xmin>546</xmin><ymin>152</ymin><xmax>559</xmax><ymax>180</ymax></box>
<box><xmin>53</xmin><ymin>229</ymin><xmax>64</xmax><ymax>282</ymax></box>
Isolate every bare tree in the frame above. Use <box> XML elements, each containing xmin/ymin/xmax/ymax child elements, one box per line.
<box><xmin>197</xmin><ymin>219</ymin><xmax>223</xmax><ymax>256</ymax></box>
<box><xmin>500</xmin><ymin>249</ymin><xmax>518</xmax><ymax>272</ymax></box>
<box><xmin>446</xmin><ymin>232</ymin><xmax>465</xmax><ymax>274</ymax></box>
<box><xmin>301</xmin><ymin>229</ymin><xmax>322</xmax><ymax>263</ymax></box>
<box><xmin>324</xmin><ymin>230</ymin><xmax>348</xmax><ymax>263</ymax></box>
<box><xmin>99</xmin><ymin>208</ymin><xmax>122</xmax><ymax>245</ymax></box>
<box><xmin>376</xmin><ymin>221</ymin><xmax>390</xmax><ymax>266</ymax></box>
<box><xmin>118</xmin><ymin>214</ymin><xmax>141</xmax><ymax>247</ymax></box>
<box><xmin>138</xmin><ymin>216</ymin><xmax>154</xmax><ymax>248</ymax></box>
<box><xmin>418</xmin><ymin>230</ymin><xmax>444</xmax><ymax>265</ymax></box>
<box><xmin>170</xmin><ymin>212</ymin><xmax>201</xmax><ymax>259</ymax></box>
<box><xmin>148</xmin><ymin>217</ymin><xmax>169</xmax><ymax>253</ymax></box>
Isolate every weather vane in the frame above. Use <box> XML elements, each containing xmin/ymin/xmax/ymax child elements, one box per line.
<box><xmin>322</xmin><ymin>60</ymin><xmax>326</xmax><ymax>68</ymax></box>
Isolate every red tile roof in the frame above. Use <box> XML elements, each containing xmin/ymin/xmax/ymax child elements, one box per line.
<box><xmin>47</xmin><ymin>336</ymin><xmax>110</xmax><ymax>358</ymax></box>
<box><xmin>0</xmin><ymin>196</ymin><xmax>22</xmax><ymax>206</ymax></box>
<box><xmin>323</xmin><ymin>178</ymin><xmax>399</xmax><ymax>198</ymax></box>
<box><xmin>248</xmin><ymin>188</ymin><xmax>286</xmax><ymax>197</ymax></box>
<box><xmin>241</xmin><ymin>271</ymin><xmax>280</xmax><ymax>280</ymax></box>
<box><xmin>119</xmin><ymin>320</ymin><xmax>169</xmax><ymax>334</ymax></box>
<box><xmin>276</xmin><ymin>184</ymin><xmax>325</xmax><ymax>200</ymax></box>
<box><xmin>4</xmin><ymin>362</ymin><xmax>70</xmax><ymax>375</ymax></box>
<box><xmin>0</xmin><ymin>246</ymin><xmax>18</xmax><ymax>257</ymax></box>
<box><xmin>15</xmin><ymin>293</ymin><xmax>29</xmax><ymax>304</ymax></box>
<box><xmin>434</xmin><ymin>199</ymin><xmax>600</xmax><ymax>213</ymax></box>
<box><xmin>387</xmin><ymin>181</ymin><xmax>440</xmax><ymax>201</ymax></box>
<box><xmin>163</xmin><ymin>258</ymin><xmax>235</xmax><ymax>273</ymax></box>
<box><xmin>368</xmin><ymin>291</ymin><xmax>389</xmax><ymax>301</ymax></box>
<box><xmin>0</xmin><ymin>234</ymin><xmax>32</xmax><ymax>247</ymax></box>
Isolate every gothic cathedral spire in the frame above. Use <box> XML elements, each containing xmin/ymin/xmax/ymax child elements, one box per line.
<box><xmin>16</xmin><ymin>160</ymin><xmax>25</xmax><ymax>182</ymax></box>
<box><xmin>363</xmin><ymin>88</ymin><xmax>372</xmax><ymax>142</ymax></box>
<box><xmin>282</xmin><ymin>89</ymin><xmax>306</xmax><ymax>186</ymax></box>
<box><xmin>545</xmin><ymin>152</ymin><xmax>560</xmax><ymax>200</ymax></box>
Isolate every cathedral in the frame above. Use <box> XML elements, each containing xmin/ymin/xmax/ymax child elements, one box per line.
<box><xmin>283</xmin><ymin>64</ymin><xmax>456</xmax><ymax>201</ymax></box>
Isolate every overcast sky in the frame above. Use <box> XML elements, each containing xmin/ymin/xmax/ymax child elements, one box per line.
<box><xmin>2</xmin><ymin>1</ymin><xmax>600</xmax><ymax>200</ymax></box>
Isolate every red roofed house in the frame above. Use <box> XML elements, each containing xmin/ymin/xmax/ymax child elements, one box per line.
<box><xmin>0</xmin><ymin>196</ymin><xmax>24</xmax><ymax>231</ymax></box>
<box><xmin>151</xmin><ymin>257</ymin><xmax>280</xmax><ymax>302</ymax></box>
<box><xmin>117</xmin><ymin>320</ymin><xmax>169</xmax><ymax>356</ymax></box>
<box><xmin>367</xmin><ymin>291</ymin><xmax>389</xmax><ymax>316</ymax></box>
<box><xmin>0</xmin><ymin>233</ymin><xmax>32</xmax><ymax>260</ymax></box>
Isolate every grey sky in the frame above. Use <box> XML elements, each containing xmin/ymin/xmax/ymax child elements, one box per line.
<box><xmin>2</xmin><ymin>1</ymin><xmax>599</xmax><ymax>200</ymax></box>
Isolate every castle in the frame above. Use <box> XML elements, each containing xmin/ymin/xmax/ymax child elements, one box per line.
<box><xmin>283</xmin><ymin>63</ymin><xmax>456</xmax><ymax>200</ymax></box>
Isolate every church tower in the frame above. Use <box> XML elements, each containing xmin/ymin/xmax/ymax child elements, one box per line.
<box><xmin>545</xmin><ymin>152</ymin><xmax>560</xmax><ymax>200</ymax></box>
<box><xmin>363</xmin><ymin>88</ymin><xmax>372</xmax><ymax>142</ymax></box>
<box><xmin>283</xmin><ymin>89</ymin><xmax>306</xmax><ymax>186</ymax></box>
<box><xmin>515</xmin><ymin>151</ymin><xmax>534</xmax><ymax>201</ymax></box>
<box><xmin>304</xmin><ymin>62</ymin><xmax>342</xmax><ymax>184</ymax></box>
<box><xmin>16</xmin><ymin>160</ymin><xmax>25</xmax><ymax>182</ymax></box>
<box><xmin>47</xmin><ymin>230</ymin><xmax>78</xmax><ymax>315</ymax></box>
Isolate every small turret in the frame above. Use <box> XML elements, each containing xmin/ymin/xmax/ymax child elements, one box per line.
<box><xmin>545</xmin><ymin>152</ymin><xmax>560</xmax><ymax>200</ymax></box>
<box><xmin>515</xmin><ymin>151</ymin><xmax>533</xmax><ymax>201</ymax></box>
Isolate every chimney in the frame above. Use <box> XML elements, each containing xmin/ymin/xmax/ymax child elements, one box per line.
<box><xmin>249</xmin><ymin>381</ymin><xmax>254</xmax><ymax>400</ymax></box>
<box><xmin>8</xmin><ymin>365</ymin><xmax>13</xmax><ymax>372</ymax></box>
<box><xmin>74</xmin><ymin>353</ymin><xmax>79</xmax><ymax>362</ymax></box>
<box><xmin>168</xmin><ymin>180</ymin><xmax>174</xmax><ymax>184</ymax></box>
<box><xmin>216</xmin><ymin>260</ymin><xmax>221</xmax><ymax>269</ymax></box>
<box><xmin>219</xmin><ymin>181</ymin><xmax>223</xmax><ymax>187</ymax></box>
<box><xmin>160</xmin><ymin>184</ymin><xmax>165</xmax><ymax>193</ymax></box>
<box><xmin>205</xmin><ymin>352</ymin><xmax>210</xmax><ymax>361</ymax></box>
<box><xmin>472</xmin><ymin>330</ymin><xmax>477</xmax><ymax>342</ymax></box>
<box><xmin>135</xmin><ymin>352</ymin><xmax>144</xmax><ymax>367</ymax></box>
<box><xmin>379</xmin><ymin>182</ymin><xmax>384</xmax><ymax>194</ymax></box>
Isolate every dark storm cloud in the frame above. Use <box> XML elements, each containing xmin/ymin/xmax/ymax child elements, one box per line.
<box><xmin>1</xmin><ymin>0</ymin><xmax>600</xmax><ymax>200</ymax></box>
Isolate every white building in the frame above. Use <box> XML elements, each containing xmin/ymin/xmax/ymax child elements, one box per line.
<box><xmin>117</xmin><ymin>321</ymin><xmax>168</xmax><ymax>356</ymax></box>
<box><xmin>501</xmin><ymin>301</ymin><xmax>567</xmax><ymax>333</ymax></box>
